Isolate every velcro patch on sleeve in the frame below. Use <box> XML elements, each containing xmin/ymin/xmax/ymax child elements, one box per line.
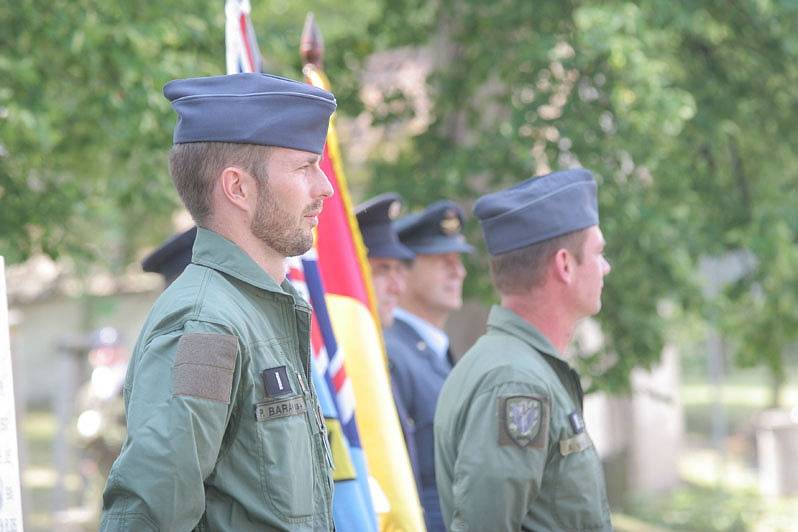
<box><xmin>172</xmin><ymin>332</ymin><xmax>237</xmax><ymax>404</ymax></box>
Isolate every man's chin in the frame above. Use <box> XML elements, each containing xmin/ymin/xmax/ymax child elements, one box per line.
<box><xmin>444</xmin><ymin>296</ymin><xmax>463</xmax><ymax>311</ymax></box>
<box><xmin>276</xmin><ymin>239</ymin><xmax>314</xmax><ymax>258</ymax></box>
<box><xmin>293</xmin><ymin>234</ymin><xmax>315</xmax><ymax>257</ymax></box>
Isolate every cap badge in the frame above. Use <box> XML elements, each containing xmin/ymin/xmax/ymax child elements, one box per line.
<box><xmin>440</xmin><ymin>210</ymin><xmax>461</xmax><ymax>235</ymax></box>
<box><xmin>388</xmin><ymin>200</ymin><xmax>402</xmax><ymax>221</ymax></box>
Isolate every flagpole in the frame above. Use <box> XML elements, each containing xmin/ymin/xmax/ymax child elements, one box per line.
<box><xmin>300</xmin><ymin>15</ymin><xmax>381</xmax><ymax>324</ymax></box>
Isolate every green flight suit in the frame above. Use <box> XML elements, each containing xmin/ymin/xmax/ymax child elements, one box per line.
<box><xmin>434</xmin><ymin>305</ymin><xmax>612</xmax><ymax>531</ymax></box>
<box><xmin>100</xmin><ymin>228</ymin><xmax>334</xmax><ymax>531</ymax></box>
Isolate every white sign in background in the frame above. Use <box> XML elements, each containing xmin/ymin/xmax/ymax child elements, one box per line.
<box><xmin>0</xmin><ymin>257</ymin><xmax>24</xmax><ymax>531</ymax></box>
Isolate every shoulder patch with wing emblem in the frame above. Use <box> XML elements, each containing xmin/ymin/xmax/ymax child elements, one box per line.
<box><xmin>498</xmin><ymin>395</ymin><xmax>549</xmax><ymax>448</ymax></box>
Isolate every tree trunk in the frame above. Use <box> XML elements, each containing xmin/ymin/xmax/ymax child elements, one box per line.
<box><xmin>769</xmin><ymin>352</ymin><xmax>786</xmax><ymax>409</ymax></box>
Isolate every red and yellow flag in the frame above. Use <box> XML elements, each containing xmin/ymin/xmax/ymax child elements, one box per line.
<box><xmin>304</xmin><ymin>59</ymin><xmax>426</xmax><ymax>532</ymax></box>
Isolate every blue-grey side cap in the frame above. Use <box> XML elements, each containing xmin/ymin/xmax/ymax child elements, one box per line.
<box><xmin>355</xmin><ymin>193</ymin><xmax>415</xmax><ymax>261</ymax></box>
<box><xmin>474</xmin><ymin>168</ymin><xmax>599</xmax><ymax>256</ymax></box>
<box><xmin>164</xmin><ymin>73</ymin><xmax>336</xmax><ymax>154</ymax></box>
<box><xmin>395</xmin><ymin>199</ymin><xmax>474</xmax><ymax>255</ymax></box>
<box><xmin>141</xmin><ymin>226</ymin><xmax>197</xmax><ymax>286</ymax></box>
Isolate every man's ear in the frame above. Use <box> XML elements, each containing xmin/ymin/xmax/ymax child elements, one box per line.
<box><xmin>219</xmin><ymin>166</ymin><xmax>257</xmax><ymax>213</ymax></box>
<box><xmin>552</xmin><ymin>248</ymin><xmax>573</xmax><ymax>284</ymax></box>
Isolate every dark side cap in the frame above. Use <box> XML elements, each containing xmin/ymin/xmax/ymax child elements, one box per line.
<box><xmin>141</xmin><ymin>226</ymin><xmax>197</xmax><ymax>286</ymax></box>
<box><xmin>474</xmin><ymin>168</ymin><xmax>599</xmax><ymax>256</ymax></box>
<box><xmin>164</xmin><ymin>73</ymin><xmax>336</xmax><ymax>154</ymax></box>
<box><xmin>395</xmin><ymin>200</ymin><xmax>474</xmax><ymax>255</ymax></box>
<box><xmin>355</xmin><ymin>193</ymin><xmax>415</xmax><ymax>261</ymax></box>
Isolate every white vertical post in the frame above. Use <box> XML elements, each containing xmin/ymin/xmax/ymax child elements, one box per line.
<box><xmin>0</xmin><ymin>256</ymin><xmax>25</xmax><ymax>531</ymax></box>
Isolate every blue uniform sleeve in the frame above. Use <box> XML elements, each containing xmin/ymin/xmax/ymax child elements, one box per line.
<box><xmin>100</xmin><ymin>322</ymin><xmax>239</xmax><ymax>531</ymax></box>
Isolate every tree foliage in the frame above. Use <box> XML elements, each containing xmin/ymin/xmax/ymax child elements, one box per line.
<box><xmin>2</xmin><ymin>1</ymin><xmax>797</xmax><ymax>392</ymax></box>
<box><xmin>0</xmin><ymin>0</ymin><xmax>379</xmax><ymax>268</ymax></box>
<box><xmin>366</xmin><ymin>0</ymin><xmax>798</xmax><ymax>392</ymax></box>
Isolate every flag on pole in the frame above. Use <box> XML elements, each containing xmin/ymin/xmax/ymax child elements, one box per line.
<box><xmin>225</xmin><ymin>4</ymin><xmax>382</xmax><ymax>531</ymax></box>
<box><xmin>225</xmin><ymin>0</ymin><xmax>262</xmax><ymax>74</ymax></box>
<box><xmin>300</xmin><ymin>14</ymin><xmax>426</xmax><ymax>532</ymax></box>
<box><xmin>288</xmin><ymin>255</ymin><xmax>379</xmax><ymax>532</ymax></box>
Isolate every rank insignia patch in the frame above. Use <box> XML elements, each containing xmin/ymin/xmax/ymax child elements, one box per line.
<box><xmin>499</xmin><ymin>395</ymin><xmax>549</xmax><ymax>448</ymax></box>
<box><xmin>568</xmin><ymin>411</ymin><xmax>585</xmax><ymax>434</ymax></box>
<box><xmin>262</xmin><ymin>366</ymin><xmax>292</xmax><ymax>397</ymax></box>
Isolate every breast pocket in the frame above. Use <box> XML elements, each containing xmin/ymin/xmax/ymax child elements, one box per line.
<box><xmin>251</xmin><ymin>339</ymin><xmax>316</xmax><ymax>521</ymax></box>
<box><xmin>552</xmin><ymin>432</ymin><xmax>611</xmax><ymax>530</ymax></box>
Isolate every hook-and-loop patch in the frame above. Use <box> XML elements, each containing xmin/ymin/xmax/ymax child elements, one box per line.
<box><xmin>172</xmin><ymin>332</ymin><xmax>238</xmax><ymax>403</ymax></box>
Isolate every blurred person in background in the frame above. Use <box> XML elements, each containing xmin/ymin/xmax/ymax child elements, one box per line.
<box><xmin>355</xmin><ymin>193</ymin><xmax>415</xmax><ymax>329</ymax></box>
<box><xmin>435</xmin><ymin>169</ymin><xmax>613</xmax><ymax>531</ymax></box>
<box><xmin>383</xmin><ymin>200</ymin><xmax>473</xmax><ymax>532</ymax></box>
<box><xmin>141</xmin><ymin>226</ymin><xmax>197</xmax><ymax>287</ymax></box>
<box><xmin>74</xmin><ymin>326</ymin><xmax>128</xmax><ymax>516</ymax></box>
<box><xmin>355</xmin><ymin>192</ymin><xmax>420</xmax><ymax>487</ymax></box>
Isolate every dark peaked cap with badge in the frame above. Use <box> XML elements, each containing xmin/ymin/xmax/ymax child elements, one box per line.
<box><xmin>355</xmin><ymin>193</ymin><xmax>415</xmax><ymax>261</ymax></box>
<box><xmin>474</xmin><ymin>168</ymin><xmax>599</xmax><ymax>256</ymax></box>
<box><xmin>141</xmin><ymin>226</ymin><xmax>197</xmax><ymax>286</ymax></box>
<box><xmin>395</xmin><ymin>200</ymin><xmax>474</xmax><ymax>255</ymax></box>
<box><xmin>164</xmin><ymin>72</ymin><xmax>336</xmax><ymax>154</ymax></box>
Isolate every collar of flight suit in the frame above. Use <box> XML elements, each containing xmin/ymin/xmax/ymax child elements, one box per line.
<box><xmin>486</xmin><ymin>304</ymin><xmax>576</xmax><ymax>369</ymax></box>
<box><xmin>191</xmin><ymin>227</ymin><xmax>311</xmax><ymax>312</ymax></box>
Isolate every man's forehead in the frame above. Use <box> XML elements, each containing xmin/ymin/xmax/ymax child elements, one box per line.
<box><xmin>588</xmin><ymin>225</ymin><xmax>605</xmax><ymax>245</ymax></box>
<box><xmin>415</xmin><ymin>252</ymin><xmax>461</xmax><ymax>266</ymax></box>
<box><xmin>370</xmin><ymin>257</ymin><xmax>404</xmax><ymax>267</ymax></box>
<box><xmin>271</xmin><ymin>146</ymin><xmax>321</xmax><ymax>164</ymax></box>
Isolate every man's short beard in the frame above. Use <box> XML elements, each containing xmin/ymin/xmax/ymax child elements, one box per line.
<box><xmin>250</xmin><ymin>173</ymin><xmax>315</xmax><ymax>258</ymax></box>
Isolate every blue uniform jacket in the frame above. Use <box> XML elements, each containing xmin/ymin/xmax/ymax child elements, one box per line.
<box><xmin>384</xmin><ymin>315</ymin><xmax>452</xmax><ymax>532</ymax></box>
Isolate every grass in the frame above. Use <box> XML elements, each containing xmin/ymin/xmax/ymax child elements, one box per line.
<box><xmin>618</xmin><ymin>364</ymin><xmax>798</xmax><ymax>531</ymax></box>
<box><xmin>20</xmin><ymin>410</ymin><xmax>95</xmax><ymax>532</ymax></box>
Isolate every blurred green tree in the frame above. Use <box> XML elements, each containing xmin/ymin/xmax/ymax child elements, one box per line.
<box><xmin>365</xmin><ymin>0</ymin><xmax>798</xmax><ymax>394</ymax></box>
<box><xmin>2</xmin><ymin>0</ymin><xmax>796</xmax><ymax>393</ymax></box>
<box><xmin>0</xmin><ymin>0</ymin><xmax>378</xmax><ymax>269</ymax></box>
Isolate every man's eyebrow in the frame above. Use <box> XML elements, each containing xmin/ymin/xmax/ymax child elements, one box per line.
<box><xmin>287</xmin><ymin>154</ymin><xmax>320</xmax><ymax>167</ymax></box>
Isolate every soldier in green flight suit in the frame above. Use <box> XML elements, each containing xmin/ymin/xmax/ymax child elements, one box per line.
<box><xmin>434</xmin><ymin>168</ymin><xmax>614</xmax><ymax>531</ymax></box>
<box><xmin>100</xmin><ymin>73</ymin><xmax>337</xmax><ymax>531</ymax></box>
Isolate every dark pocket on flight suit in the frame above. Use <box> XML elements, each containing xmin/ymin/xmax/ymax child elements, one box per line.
<box><xmin>552</xmin><ymin>432</ymin><xmax>611</xmax><ymax>530</ymax></box>
<box><xmin>253</xmin><ymin>340</ymin><xmax>316</xmax><ymax>521</ymax></box>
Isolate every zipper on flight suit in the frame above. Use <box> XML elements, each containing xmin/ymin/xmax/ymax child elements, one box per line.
<box><xmin>282</xmin><ymin>298</ymin><xmax>333</xmax><ymax>517</ymax></box>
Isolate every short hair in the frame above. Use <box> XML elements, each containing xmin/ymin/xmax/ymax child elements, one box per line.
<box><xmin>168</xmin><ymin>142</ymin><xmax>272</xmax><ymax>225</ymax></box>
<box><xmin>490</xmin><ymin>229</ymin><xmax>588</xmax><ymax>295</ymax></box>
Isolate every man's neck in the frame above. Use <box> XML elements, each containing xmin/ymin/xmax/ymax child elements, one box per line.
<box><xmin>398</xmin><ymin>299</ymin><xmax>448</xmax><ymax>329</ymax></box>
<box><xmin>501</xmin><ymin>290</ymin><xmax>576</xmax><ymax>354</ymax></box>
<box><xmin>207</xmin><ymin>223</ymin><xmax>287</xmax><ymax>283</ymax></box>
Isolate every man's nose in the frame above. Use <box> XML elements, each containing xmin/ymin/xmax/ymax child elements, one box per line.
<box><xmin>314</xmin><ymin>167</ymin><xmax>334</xmax><ymax>199</ymax></box>
<box><xmin>388</xmin><ymin>269</ymin><xmax>405</xmax><ymax>294</ymax></box>
<box><xmin>602</xmin><ymin>256</ymin><xmax>611</xmax><ymax>275</ymax></box>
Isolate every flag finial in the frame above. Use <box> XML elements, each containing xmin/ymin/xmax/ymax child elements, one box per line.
<box><xmin>300</xmin><ymin>12</ymin><xmax>325</xmax><ymax>68</ymax></box>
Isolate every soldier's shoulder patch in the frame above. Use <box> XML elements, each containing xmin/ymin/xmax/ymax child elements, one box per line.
<box><xmin>498</xmin><ymin>394</ymin><xmax>549</xmax><ymax>448</ymax></box>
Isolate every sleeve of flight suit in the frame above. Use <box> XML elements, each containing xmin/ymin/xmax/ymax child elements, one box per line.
<box><xmin>448</xmin><ymin>376</ymin><xmax>551</xmax><ymax>532</ymax></box>
<box><xmin>100</xmin><ymin>321</ymin><xmax>239</xmax><ymax>531</ymax></box>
